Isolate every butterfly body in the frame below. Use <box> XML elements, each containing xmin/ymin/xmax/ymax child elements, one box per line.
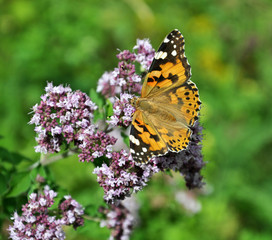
<box><xmin>130</xmin><ymin>29</ymin><xmax>201</xmax><ymax>163</ymax></box>
<box><xmin>132</xmin><ymin>97</ymin><xmax>175</xmax><ymax>121</ymax></box>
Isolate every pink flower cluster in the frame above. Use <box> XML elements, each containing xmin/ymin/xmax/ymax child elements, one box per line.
<box><xmin>93</xmin><ymin>120</ymin><xmax>205</xmax><ymax>203</ymax></box>
<box><xmin>59</xmin><ymin>195</ymin><xmax>85</xmax><ymax>229</ymax></box>
<box><xmin>99</xmin><ymin>203</ymin><xmax>134</xmax><ymax>240</ymax></box>
<box><xmin>29</xmin><ymin>82</ymin><xmax>116</xmax><ymax>162</ymax></box>
<box><xmin>133</xmin><ymin>39</ymin><xmax>155</xmax><ymax>70</ymax></box>
<box><xmin>8</xmin><ymin>186</ymin><xmax>84</xmax><ymax>240</ymax></box>
<box><xmin>78</xmin><ymin>130</ymin><xmax>117</xmax><ymax>162</ymax></box>
<box><xmin>107</xmin><ymin>93</ymin><xmax>136</xmax><ymax>127</ymax></box>
<box><xmin>97</xmin><ymin>39</ymin><xmax>155</xmax><ymax>99</ymax></box>
<box><xmin>97</xmin><ymin>39</ymin><xmax>155</xmax><ymax>126</ymax></box>
<box><xmin>93</xmin><ymin>150</ymin><xmax>159</xmax><ymax>203</ymax></box>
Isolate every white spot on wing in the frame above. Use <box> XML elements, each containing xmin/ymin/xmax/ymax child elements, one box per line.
<box><xmin>164</xmin><ymin>37</ymin><xmax>170</xmax><ymax>43</ymax></box>
<box><xmin>155</xmin><ymin>51</ymin><xmax>167</xmax><ymax>60</ymax></box>
<box><xmin>129</xmin><ymin>135</ymin><xmax>140</xmax><ymax>146</ymax></box>
<box><xmin>129</xmin><ymin>135</ymin><xmax>134</xmax><ymax>142</ymax></box>
<box><xmin>161</xmin><ymin>52</ymin><xmax>167</xmax><ymax>59</ymax></box>
<box><xmin>171</xmin><ymin>50</ymin><xmax>177</xmax><ymax>56</ymax></box>
<box><xmin>142</xmin><ymin>147</ymin><xmax>147</xmax><ymax>152</ymax></box>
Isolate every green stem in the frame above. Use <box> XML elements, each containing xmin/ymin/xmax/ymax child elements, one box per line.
<box><xmin>83</xmin><ymin>215</ymin><xmax>102</xmax><ymax>222</ymax></box>
<box><xmin>28</xmin><ymin>148</ymin><xmax>79</xmax><ymax>170</ymax></box>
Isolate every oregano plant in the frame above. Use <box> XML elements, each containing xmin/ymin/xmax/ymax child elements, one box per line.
<box><xmin>4</xmin><ymin>34</ymin><xmax>205</xmax><ymax>240</ymax></box>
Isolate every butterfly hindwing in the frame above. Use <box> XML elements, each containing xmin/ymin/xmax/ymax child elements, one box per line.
<box><xmin>163</xmin><ymin>80</ymin><xmax>201</xmax><ymax>127</ymax></box>
<box><xmin>156</xmin><ymin>126</ymin><xmax>192</xmax><ymax>153</ymax></box>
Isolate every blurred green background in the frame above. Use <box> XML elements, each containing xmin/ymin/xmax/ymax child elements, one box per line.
<box><xmin>1</xmin><ymin>0</ymin><xmax>272</xmax><ymax>239</ymax></box>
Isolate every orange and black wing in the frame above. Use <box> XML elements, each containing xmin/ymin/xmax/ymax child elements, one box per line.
<box><xmin>130</xmin><ymin>29</ymin><xmax>201</xmax><ymax>163</ymax></box>
<box><xmin>141</xmin><ymin>29</ymin><xmax>191</xmax><ymax>98</ymax></box>
<box><xmin>130</xmin><ymin>110</ymin><xmax>168</xmax><ymax>163</ymax></box>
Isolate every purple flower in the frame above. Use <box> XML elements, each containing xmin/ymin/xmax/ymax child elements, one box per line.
<box><xmin>99</xmin><ymin>202</ymin><xmax>135</xmax><ymax>240</ymax></box>
<box><xmin>30</xmin><ymin>82</ymin><xmax>120</xmax><ymax>162</ymax></box>
<box><xmin>133</xmin><ymin>39</ymin><xmax>155</xmax><ymax>70</ymax></box>
<box><xmin>97</xmin><ymin>71</ymin><xmax>120</xmax><ymax>98</ymax></box>
<box><xmin>93</xmin><ymin>119</ymin><xmax>204</xmax><ymax>203</ymax></box>
<box><xmin>175</xmin><ymin>190</ymin><xmax>201</xmax><ymax>214</ymax></box>
<box><xmin>35</xmin><ymin>174</ymin><xmax>45</xmax><ymax>183</ymax></box>
<box><xmin>116</xmin><ymin>50</ymin><xmax>136</xmax><ymax>62</ymax></box>
<box><xmin>59</xmin><ymin>195</ymin><xmax>85</xmax><ymax>229</ymax></box>
<box><xmin>108</xmin><ymin>93</ymin><xmax>136</xmax><ymax>127</ymax></box>
<box><xmin>97</xmin><ymin>39</ymin><xmax>155</xmax><ymax>99</ymax></box>
<box><xmin>78</xmin><ymin>130</ymin><xmax>117</xmax><ymax>162</ymax></box>
<box><xmin>92</xmin><ymin>121</ymin><xmax>204</xmax><ymax>203</ymax></box>
<box><xmin>93</xmin><ymin>150</ymin><xmax>159</xmax><ymax>203</ymax></box>
<box><xmin>30</xmin><ymin>83</ymin><xmax>97</xmax><ymax>155</ymax></box>
<box><xmin>8</xmin><ymin>186</ymin><xmax>84</xmax><ymax>240</ymax></box>
<box><xmin>97</xmin><ymin>64</ymin><xmax>141</xmax><ymax>99</ymax></box>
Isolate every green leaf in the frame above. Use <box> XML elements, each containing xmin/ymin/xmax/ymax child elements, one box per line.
<box><xmin>90</xmin><ymin>89</ymin><xmax>105</xmax><ymax>122</ymax></box>
<box><xmin>0</xmin><ymin>147</ymin><xmax>31</xmax><ymax>165</ymax></box>
<box><xmin>27</xmin><ymin>184</ymin><xmax>38</xmax><ymax>196</ymax></box>
<box><xmin>49</xmin><ymin>194</ymin><xmax>63</xmax><ymax>211</ymax></box>
<box><xmin>6</xmin><ymin>172</ymin><xmax>31</xmax><ymax>197</ymax></box>
<box><xmin>0</xmin><ymin>173</ymin><xmax>8</xmax><ymax>196</ymax></box>
<box><xmin>93</xmin><ymin>110</ymin><xmax>104</xmax><ymax>123</ymax></box>
<box><xmin>106</xmin><ymin>99</ymin><xmax>113</xmax><ymax>118</ymax></box>
<box><xmin>29</xmin><ymin>167</ymin><xmax>38</xmax><ymax>181</ymax></box>
<box><xmin>164</xmin><ymin>169</ymin><xmax>173</xmax><ymax>177</ymax></box>
<box><xmin>37</xmin><ymin>165</ymin><xmax>47</xmax><ymax>178</ymax></box>
<box><xmin>89</xmin><ymin>88</ymin><xmax>104</xmax><ymax>109</ymax></box>
<box><xmin>85</xmin><ymin>204</ymin><xmax>102</xmax><ymax>217</ymax></box>
<box><xmin>93</xmin><ymin>156</ymin><xmax>109</xmax><ymax>167</ymax></box>
<box><xmin>121</xmin><ymin>131</ymin><xmax>130</xmax><ymax>147</ymax></box>
<box><xmin>29</xmin><ymin>165</ymin><xmax>47</xmax><ymax>185</ymax></box>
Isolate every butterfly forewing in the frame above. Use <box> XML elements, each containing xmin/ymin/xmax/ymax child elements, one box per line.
<box><xmin>130</xmin><ymin>111</ymin><xmax>167</xmax><ymax>163</ymax></box>
<box><xmin>141</xmin><ymin>29</ymin><xmax>191</xmax><ymax>98</ymax></box>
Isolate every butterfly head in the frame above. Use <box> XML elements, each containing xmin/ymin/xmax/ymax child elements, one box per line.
<box><xmin>130</xmin><ymin>96</ymin><xmax>139</xmax><ymax>108</ymax></box>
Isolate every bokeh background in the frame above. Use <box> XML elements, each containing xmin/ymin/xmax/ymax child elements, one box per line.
<box><xmin>1</xmin><ymin>0</ymin><xmax>272</xmax><ymax>239</ymax></box>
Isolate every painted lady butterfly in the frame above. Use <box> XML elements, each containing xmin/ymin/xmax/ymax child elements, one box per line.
<box><xmin>130</xmin><ymin>29</ymin><xmax>201</xmax><ymax>163</ymax></box>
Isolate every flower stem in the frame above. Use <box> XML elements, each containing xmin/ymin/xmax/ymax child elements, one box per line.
<box><xmin>40</xmin><ymin>149</ymin><xmax>78</xmax><ymax>166</ymax></box>
<box><xmin>83</xmin><ymin>215</ymin><xmax>101</xmax><ymax>222</ymax></box>
<box><xmin>28</xmin><ymin>148</ymin><xmax>79</xmax><ymax>170</ymax></box>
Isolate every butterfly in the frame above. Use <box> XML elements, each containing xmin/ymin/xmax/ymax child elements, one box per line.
<box><xmin>129</xmin><ymin>29</ymin><xmax>201</xmax><ymax>163</ymax></box>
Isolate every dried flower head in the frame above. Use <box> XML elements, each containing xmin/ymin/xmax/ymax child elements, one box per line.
<box><xmin>156</xmin><ymin>121</ymin><xmax>205</xmax><ymax>189</ymax></box>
